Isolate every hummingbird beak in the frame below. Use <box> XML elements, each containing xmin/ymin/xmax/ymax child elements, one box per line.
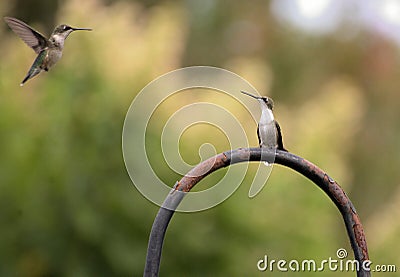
<box><xmin>71</xmin><ymin>27</ymin><xmax>92</xmax><ymax>31</ymax></box>
<box><xmin>240</xmin><ymin>90</ymin><xmax>261</xmax><ymax>99</ymax></box>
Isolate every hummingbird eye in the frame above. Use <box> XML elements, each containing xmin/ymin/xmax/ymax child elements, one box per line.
<box><xmin>263</xmin><ymin>97</ymin><xmax>274</xmax><ymax>109</ymax></box>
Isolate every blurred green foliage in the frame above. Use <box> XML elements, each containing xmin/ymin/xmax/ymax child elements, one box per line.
<box><xmin>0</xmin><ymin>0</ymin><xmax>399</xmax><ymax>276</ymax></box>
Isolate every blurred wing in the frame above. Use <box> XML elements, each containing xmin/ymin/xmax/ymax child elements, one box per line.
<box><xmin>4</xmin><ymin>17</ymin><xmax>48</xmax><ymax>53</ymax></box>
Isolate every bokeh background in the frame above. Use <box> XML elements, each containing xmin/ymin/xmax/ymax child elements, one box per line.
<box><xmin>1</xmin><ymin>0</ymin><xmax>399</xmax><ymax>276</ymax></box>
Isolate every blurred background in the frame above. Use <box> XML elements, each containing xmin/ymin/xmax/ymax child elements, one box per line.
<box><xmin>1</xmin><ymin>0</ymin><xmax>399</xmax><ymax>276</ymax></box>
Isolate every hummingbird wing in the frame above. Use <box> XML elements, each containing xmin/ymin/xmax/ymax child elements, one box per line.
<box><xmin>4</xmin><ymin>17</ymin><xmax>48</xmax><ymax>54</ymax></box>
<box><xmin>257</xmin><ymin>123</ymin><xmax>262</xmax><ymax>147</ymax></box>
<box><xmin>274</xmin><ymin>121</ymin><xmax>287</xmax><ymax>151</ymax></box>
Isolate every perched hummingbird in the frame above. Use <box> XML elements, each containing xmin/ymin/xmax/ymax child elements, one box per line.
<box><xmin>241</xmin><ymin>90</ymin><xmax>287</xmax><ymax>151</ymax></box>
<box><xmin>4</xmin><ymin>17</ymin><xmax>92</xmax><ymax>86</ymax></box>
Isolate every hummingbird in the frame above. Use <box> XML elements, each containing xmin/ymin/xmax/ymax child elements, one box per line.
<box><xmin>241</xmin><ymin>90</ymin><xmax>287</xmax><ymax>151</ymax></box>
<box><xmin>4</xmin><ymin>17</ymin><xmax>92</xmax><ymax>86</ymax></box>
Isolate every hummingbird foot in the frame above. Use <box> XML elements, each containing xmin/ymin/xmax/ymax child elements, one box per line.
<box><xmin>263</xmin><ymin>161</ymin><xmax>272</xmax><ymax>167</ymax></box>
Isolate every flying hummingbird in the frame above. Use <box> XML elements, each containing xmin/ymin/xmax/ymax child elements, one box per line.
<box><xmin>4</xmin><ymin>17</ymin><xmax>92</xmax><ymax>86</ymax></box>
<box><xmin>241</xmin><ymin>90</ymin><xmax>287</xmax><ymax>151</ymax></box>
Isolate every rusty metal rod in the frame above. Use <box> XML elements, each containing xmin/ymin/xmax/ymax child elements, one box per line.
<box><xmin>144</xmin><ymin>148</ymin><xmax>370</xmax><ymax>277</ymax></box>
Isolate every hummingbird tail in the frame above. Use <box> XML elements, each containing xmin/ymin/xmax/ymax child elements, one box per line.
<box><xmin>274</xmin><ymin>121</ymin><xmax>288</xmax><ymax>152</ymax></box>
<box><xmin>20</xmin><ymin>67</ymin><xmax>42</xmax><ymax>86</ymax></box>
<box><xmin>20</xmin><ymin>75</ymin><xmax>30</xmax><ymax>86</ymax></box>
<box><xmin>20</xmin><ymin>50</ymin><xmax>47</xmax><ymax>86</ymax></box>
